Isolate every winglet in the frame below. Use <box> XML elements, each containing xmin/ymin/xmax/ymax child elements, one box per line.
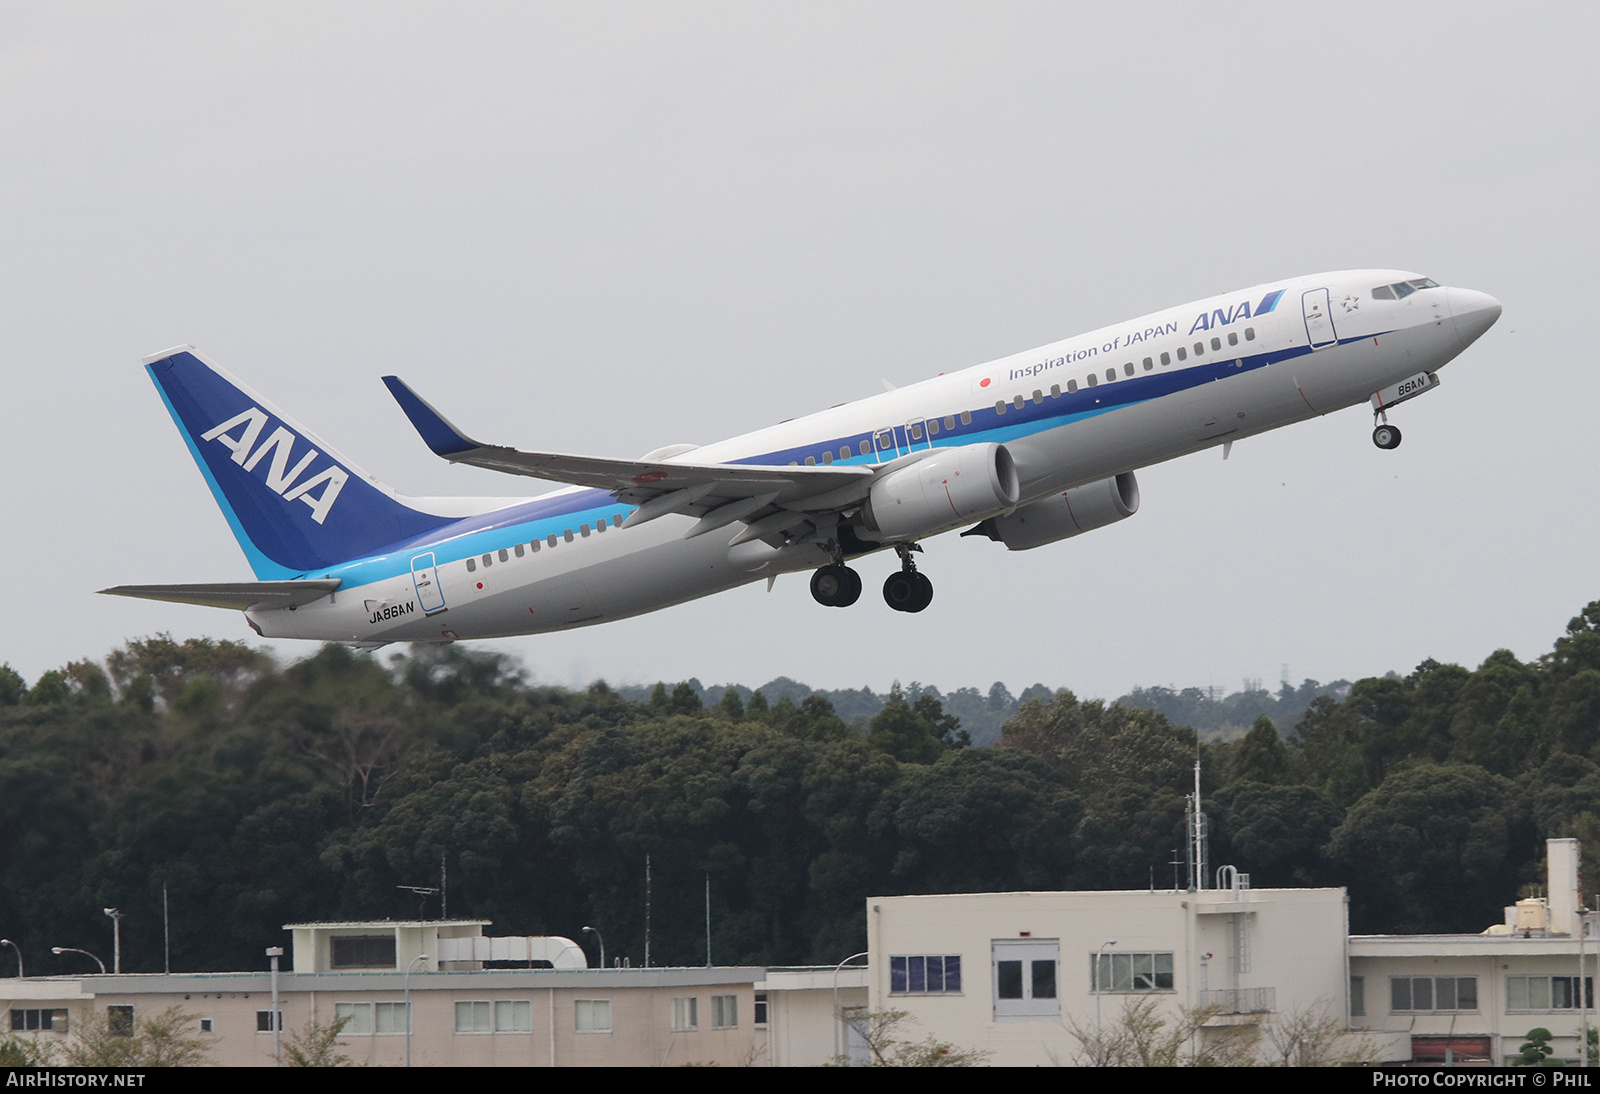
<box><xmin>381</xmin><ymin>376</ymin><xmax>483</xmax><ymax>458</ymax></box>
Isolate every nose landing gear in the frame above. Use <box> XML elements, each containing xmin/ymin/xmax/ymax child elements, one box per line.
<box><xmin>882</xmin><ymin>543</ymin><xmax>933</xmax><ymax>613</ymax></box>
<box><xmin>1372</xmin><ymin>422</ymin><xmax>1402</xmax><ymax>450</ymax></box>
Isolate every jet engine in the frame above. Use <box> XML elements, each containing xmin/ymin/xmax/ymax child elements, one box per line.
<box><xmin>861</xmin><ymin>443</ymin><xmax>1020</xmax><ymax>542</ymax></box>
<box><xmin>964</xmin><ymin>471</ymin><xmax>1139</xmax><ymax>550</ymax></box>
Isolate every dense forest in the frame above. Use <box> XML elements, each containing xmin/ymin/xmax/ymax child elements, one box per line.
<box><xmin>4</xmin><ymin>602</ymin><xmax>1600</xmax><ymax>975</ymax></box>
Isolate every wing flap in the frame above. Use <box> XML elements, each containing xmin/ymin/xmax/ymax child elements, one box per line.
<box><xmin>100</xmin><ymin>579</ymin><xmax>342</xmax><ymax>612</ymax></box>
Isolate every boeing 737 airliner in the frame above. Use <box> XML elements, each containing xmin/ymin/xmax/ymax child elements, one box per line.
<box><xmin>104</xmin><ymin>271</ymin><xmax>1500</xmax><ymax>646</ymax></box>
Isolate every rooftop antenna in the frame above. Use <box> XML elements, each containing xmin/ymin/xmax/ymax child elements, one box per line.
<box><xmin>397</xmin><ymin>885</ymin><xmax>440</xmax><ymax>920</ymax></box>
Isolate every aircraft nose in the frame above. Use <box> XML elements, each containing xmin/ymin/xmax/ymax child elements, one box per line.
<box><xmin>1448</xmin><ymin>288</ymin><xmax>1502</xmax><ymax>347</ymax></box>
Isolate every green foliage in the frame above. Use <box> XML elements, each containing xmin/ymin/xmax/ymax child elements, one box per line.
<box><xmin>1513</xmin><ymin>1027</ymin><xmax>1554</xmax><ymax>1066</ymax></box>
<box><xmin>0</xmin><ymin>1036</ymin><xmax>58</xmax><ymax>1066</ymax></box>
<box><xmin>64</xmin><ymin>1006</ymin><xmax>214</xmax><ymax>1067</ymax></box>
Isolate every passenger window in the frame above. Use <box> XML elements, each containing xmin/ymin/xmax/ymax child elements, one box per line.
<box><xmin>859</xmin><ymin>440</ymin><xmax>870</xmax><ymax>455</ymax></box>
<box><xmin>1143</xmin><ymin>357</ymin><xmax>1153</xmax><ymax>371</ymax></box>
<box><xmin>996</xmin><ymin>400</ymin><xmax>1006</xmax><ymax>414</ymax></box>
<box><xmin>1013</xmin><ymin>395</ymin><xmax>1025</xmax><ymax>409</ymax></box>
<box><xmin>1194</xmin><ymin>342</ymin><xmax>1204</xmax><ymax>355</ymax></box>
<box><xmin>925</xmin><ymin>421</ymin><xmax>938</xmax><ymax>437</ymax></box>
<box><xmin>1104</xmin><ymin>368</ymin><xmax>1115</xmax><ymax>383</ymax></box>
<box><xmin>514</xmin><ymin>542</ymin><xmax>525</xmax><ymax>557</ymax></box>
<box><xmin>960</xmin><ymin>411</ymin><xmax>972</xmax><ymax>425</ymax></box>
<box><xmin>530</xmin><ymin>540</ymin><xmax>540</xmax><ymax>552</ymax></box>
<box><xmin>1211</xmin><ymin>337</ymin><xmax>1221</xmax><ymax>351</ymax></box>
<box><xmin>1244</xmin><ymin>327</ymin><xmax>1256</xmax><ymax>341</ymax></box>
<box><xmin>944</xmin><ymin>415</ymin><xmax>955</xmax><ymax>429</ymax></box>
<box><xmin>466</xmin><ymin>557</ymin><xmax>477</xmax><ymax>572</ymax></box>
<box><xmin>1120</xmin><ymin>363</ymin><xmax>1130</xmax><ymax>377</ymax></box>
<box><xmin>614</xmin><ymin>513</ymin><xmax>625</xmax><ymax>526</ymax></box>
<box><xmin>1176</xmin><ymin>347</ymin><xmax>1187</xmax><ymax>361</ymax></box>
<box><xmin>1032</xmin><ymin>390</ymin><xmax>1043</xmax><ymax>404</ymax></box>
<box><xmin>1067</xmin><ymin>379</ymin><xmax>1078</xmax><ymax>393</ymax></box>
<box><xmin>563</xmin><ymin>529</ymin><xmax>574</xmax><ymax>543</ymax></box>
<box><xmin>909</xmin><ymin>423</ymin><xmax>923</xmax><ymax>440</ymax></box>
<box><xmin>820</xmin><ymin>450</ymin><xmax>833</xmax><ymax>464</ymax></box>
<box><xmin>1086</xmin><ymin>373</ymin><xmax>1097</xmax><ymax>388</ymax></box>
<box><xmin>596</xmin><ymin>519</ymin><xmax>607</xmax><ymax>532</ymax></box>
<box><xmin>842</xmin><ymin>444</ymin><xmax>854</xmax><ymax>456</ymax></box>
<box><xmin>548</xmin><ymin>534</ymin><xmax>558</xmax><ymax>547</ymax></box>
<box><xmin>1160</xmin><ymin>351</ymin><xmax>1171</xmax><ymax>365</ymax></box>
<box><xmin>1227</xmin><ymin>332</ymin><xmax>1238</xmax><ymax>346</ymax></box>
<box><xmin>498</xmin><ymin>548</ymin><xmax>509</xmax><ymax>562</ymax></box>
<box><xmin>805</xmin><ymin>456</ymin><xmax>816</xmax><ymax>465</ymax></box>
<box><xmin>1050</xmin><ymin>384</ymin><xmax>1060</xmax><ymax>397</ymax></box>
<box><xmin>580</xmin><ymin>524</ymin><xmax>591</xmax><ymax>537</ymax></box>
<box><xmin>482</xmin><ymin>554</ymin><xmax>493</xmax><ymax>567</ymax></box>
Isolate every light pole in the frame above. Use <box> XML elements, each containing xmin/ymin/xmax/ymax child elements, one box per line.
<box><xmin>51</xmin><ymin>947</ymin><xmax>106</xmax><ymax>974</ymax></box>
<box><xmin>0</xmin><ymin>939</ymin><xmax>22</xmax><ymax>979</ymax></box>
<box><xmin>832</xmin><ymin>951</ymin><xmax>868</xmax><ymax>1063</ymax></box>
<box><xmin>581</xmin><ymin>926</ymin><xmax>604</xmax><ymax>970</ymax></box>
<box><xmin>404</xmin><ymin>953</ymin><xmax>429</xmax><ymax>1067</ymax></box>
<box><xmin>266</xmin><ymin>947</ymin><xmax>284</xmax><ymax>1067</ymax></box>
<box><xmin>103</xmin><ymin>909</ymin><xmax>124</xmax><ymax>973</ymax></box>
<box><xmin>1095</xmin><ymin>941</ymin><xmax>1117</xmax><ymax>1045</ymax></box>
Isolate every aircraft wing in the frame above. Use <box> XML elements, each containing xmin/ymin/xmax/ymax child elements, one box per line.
<box><xmin>382</xmin><ymin>377</ymin><xmax>876</xmax><ymax>534</ymax></box>
<box><xmin>100</xmin><ymin>580</ymin><xmax>342</xmax><ymax>611</ymax></box>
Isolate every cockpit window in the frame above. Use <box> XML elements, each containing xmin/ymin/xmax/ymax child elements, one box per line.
<box><xmin>1373</xmin><ymin>277</ymin><xmax>1439</xmax><ymax>301</ymax></box>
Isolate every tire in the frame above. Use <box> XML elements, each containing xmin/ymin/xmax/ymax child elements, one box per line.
<box><xmin>906</xmin><ymin>572</ymin><xmax>934</xmax><ymax>613</ymax></box>
<box><xmin>1372</xmin><ymin>424</ymin><xmax>1402</xmax><ymax>450</ymax></box>
<box><xmin>883</xmin><ymin>571</ymin><xmax>920</xmax><ymax>612</ymax></box>
<box><xmin>810</xmin><ymin>566</ymin><xmax>845</xmax><ymax>606</ymax></box>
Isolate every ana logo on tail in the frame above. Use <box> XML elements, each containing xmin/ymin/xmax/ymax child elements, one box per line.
<box><xmin>201</xmin><ymin>407</ymin><xmax>349</xmax><ymax>524</ymax></box>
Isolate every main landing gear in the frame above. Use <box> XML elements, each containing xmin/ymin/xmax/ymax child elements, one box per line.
<box><xmin>807</xmin><ymin>543</ymin><xmax>933</xmax><ymax>612</ymax></box>
<box><xmin>882</xmin><ymin>544</ymin><xmax>933</xmax><ymax>614</ymax></box>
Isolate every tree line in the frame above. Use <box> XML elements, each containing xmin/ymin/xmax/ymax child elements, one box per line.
<box><xmin>3</xmin><ymin>602</ymin><xmax>1600</xmax><ymax>973</ymax></box>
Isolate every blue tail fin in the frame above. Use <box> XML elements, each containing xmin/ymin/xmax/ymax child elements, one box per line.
<box><xmin>145</xmin><ymin>347</ymin><xmax>457</xmax><ymax>579</ymax></box>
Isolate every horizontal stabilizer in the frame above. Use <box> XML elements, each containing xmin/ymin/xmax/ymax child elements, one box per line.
<box><xmin>99</xmin><ymin>579</ymin><xmax>342</xmax><ymax>612</ymax></box>
<box><xmin>382</xmin><ymin>375</ymin><xmax>872</xmax><ymax>508</ymax></box>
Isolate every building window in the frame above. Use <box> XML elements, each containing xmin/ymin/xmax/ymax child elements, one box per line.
<box><xmin>575</xmin><ymin>999</ymin><xmax>611</xmax><ymax>1033</ymax></box>
<box><xmin>1091</xmin><ymin>952</ymin><xmax>1174</xmax><ymax>993</ymax></box>
<box><xmin>1351</xmin><ymin>976</ymin><xmax>1365</xmax><ymax>1017</ymax></box>
<box><xmin>10</xmin><ymin>1009</ymin><xmax>66</xmax><ymax>1033</ymax></box>
<box><xmin>753</xmin><ymin>993</ymin><xmax>768</xmax><ymax>1027</ymax></box>
<box><xmin>993</xmin><ymin>940</ymin><xmax>1060</xmax><ymax>1019</ymax></box>
<box><xmin>455</xmin><ymin>1001</ymin><xmax>491</xmax><ymax>1033</ymax></box>
<box><xmin>1508</xmin><ymin>976</ymin><xmax>1593</xmax><ymax>1011</ymax></box>
<box><xmin>199</xmin><ymin>1018</ymin><xmax>213</xmax><ymax>1033</ymax></box>
<box><xmin>330</xmin><ymin>934</ymin><xmax>396</xmax><ymax>970</ymax></box>
<box><xmin>890</xmin><ymin>955</ymin><xmax>963</xmax><ymax>994</ymax></box>
<box><xmin>255</xmin><ymin>1010</ymin><xmax>283</xmax><ymax>1032</ymax></box>
<box><xmin>107</xmin><ymin>1006</ymin><xmax>134</xmax><ymax>1037</ymax></box>
<box><xmin>712</xmin><ymin>995</ymin><xmax>738</xmax><ymax>1029</ymax></box>
<box><xmin>335</xmin><ymin>1003</ymin><xmax>371</xmax><ymax>1035</ymax></box>
<box><xmin>375</xmin><ymin>1002</ymin><xmax>408</xmax><ymax>1034</ymax></box>
<box><xmin>671</xmin><ymin>997</ymin><xmax>698</xmax><ymax>1032</ymax></box>
<box><xmin>495</xmin><ymin>1001</ymin><xmax>532</xmax><ymax>1033</ymax></box>
<box><xmin>1390</xmin><ymin>976</ymin><xmax>1477</xmax><ymax>1012</ymax></box>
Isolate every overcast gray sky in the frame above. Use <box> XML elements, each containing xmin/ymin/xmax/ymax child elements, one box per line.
<box><xmin>2</xmin><ymin>3</ymin><xmax>1594</xmax><ymax>700</ymax></box>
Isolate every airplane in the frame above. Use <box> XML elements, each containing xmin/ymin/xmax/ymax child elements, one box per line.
<box><xmin>103</xmin><ymin>270</ymin><xmax>1501</xmax><ymax>647</ymax></box>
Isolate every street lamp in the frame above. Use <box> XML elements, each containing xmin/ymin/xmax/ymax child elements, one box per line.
<box><xmin>404</xmin><ymin>953</ymin><xmax>429</xmax><ymax>1067</ymax></box>
<box><xmin>103</xmin><ymin>909</ymin><xmax>124</xmax><ymax>974</ymax></box>
<box><xmin>0</xmin><ymin>939</ymin><xmax>22</xmax><ymax>979</ymax></box>
<box><xmin>832</xmin><ymin>950</ymin><xmax>868</xmax><ymax>1062</ymax></box>
<box><xmin>581</xmin><ymin>926</ymin><xmax>605</xmax><ymax>970</ymax></box>
<box><xmin>1095</xmin><ymin>941</ymin><xmax>1118</xmax><ymax>1044</ymax></box>
<box><xmin>51</xmin><ymin>947</ymin><xmax>106</xmax><ymax>974</ymax></box>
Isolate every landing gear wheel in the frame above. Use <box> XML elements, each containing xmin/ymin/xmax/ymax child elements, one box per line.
<box><xmin>1372</xmin><ymin>424</ymin><xmax>1402</xmax><ymax>450</ymax></box>
<box><xmin>810</xmin><ymin>565</ymin><xmax>862</xmax><ymax>607</ymax></box>
<box><xmin>883</xmin><ymin>570</ymin><xmax>934</xmax><ymax>613</ymax></box>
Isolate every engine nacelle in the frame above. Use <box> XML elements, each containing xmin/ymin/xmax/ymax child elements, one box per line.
<box><xmin>862</xmin><ymin>443</ymin><xmax>1021</xmax><ymax>542</ymax></box>
<box><xmin>967</xmin><ymin>471</ymin><xmax>1140</xmax><ymax>551</ymax></box>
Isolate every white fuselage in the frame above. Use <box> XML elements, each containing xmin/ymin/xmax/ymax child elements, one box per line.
<box><xmin>249</xmin><ymin>270</ymin><xmax>1498</xmax><ymax>645</ymax></box>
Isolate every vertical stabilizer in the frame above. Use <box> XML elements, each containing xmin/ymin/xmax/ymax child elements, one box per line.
<box><xmin>144</xmin><ymin>347</ymin><xmax>455</xmax><ymax>579</ymax></box>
